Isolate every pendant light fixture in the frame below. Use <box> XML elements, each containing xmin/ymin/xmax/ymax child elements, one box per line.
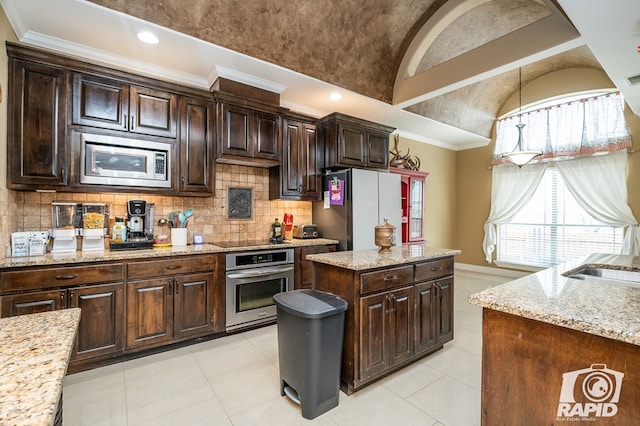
<box><xmin>501</xmin><ymin>67</ymin><xmax>542</xmax><ymax>167</ymax></box>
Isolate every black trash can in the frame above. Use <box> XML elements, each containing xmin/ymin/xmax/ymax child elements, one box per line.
<box><xmin>273</xmin><ymin>289</ymin><xmax>348</xmax><ymax>420</ymax></box>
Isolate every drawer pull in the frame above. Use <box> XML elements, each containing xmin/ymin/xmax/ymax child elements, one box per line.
<box><xmin>383</xmin><ymin>275</ymin><xmax>398</xmax><ymax>282</ymax></box>
<box><xmin>166</xmin><ymin>265</ymin><xmax>182</xmax><ymax>270</ymax></box>
<box><xmin>55</xmin><ymin>274</ymin><xmax>79</xmax><ymax>280</ymax></box>
<box><xmin>431</xmin><ymin>266</ymin><xmax>443</xmax><ymax>271</ymax></box>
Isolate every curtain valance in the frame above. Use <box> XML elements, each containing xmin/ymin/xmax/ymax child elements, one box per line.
<box><xmin>493</xmin><ymin>91</ymin><xmax>632</xmax><ymax>165</ymax></box>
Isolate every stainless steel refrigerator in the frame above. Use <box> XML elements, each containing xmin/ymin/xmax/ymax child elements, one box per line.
<box><xmin>312</xmin><ymin>168</ymin><xmax>402</xmax><ymax>251</ymax></box>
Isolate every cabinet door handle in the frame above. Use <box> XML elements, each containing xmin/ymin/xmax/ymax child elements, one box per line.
<box><xmin>60</xmin><ymin>167</ymin><xmax>66</xmax><ymax>183</ymax></box>
<box><xmin>166</xmin><ymin>265</ymin><xmax>182</xmax><ymax>270</ymax></box>
<box><xmin>383</xmin><ymin>275</ymin><xmax>398</xmax><ymax>282</ymax></box>
<box><xmin>55</xmin><ymin>274</ymin><xmax>79</xmax><ymax>280</ymax></box>
<box><xmin>123</xmin><ymin>114</ymin><xmax>128</xmax><ymax>129</ymax></box>
<box><xmin>130</xmin><ymin>115</ymin><xmax>135</xmax><ymax>129</ymax></box>
<box><xmin>168</xmin><ymin>282</ymin><xmax>173</xmax><ymax>296</ymax></box>
<box><xmin>60</xmin><ymin>291</ymin><xmax>65</xmax><ymax>306</ymax></box>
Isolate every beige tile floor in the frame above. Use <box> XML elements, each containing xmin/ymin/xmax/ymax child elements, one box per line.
<box><xmin>62</xmin><ymin>271</ymin><xmax>510</xmax><ymax>426</ymax></box>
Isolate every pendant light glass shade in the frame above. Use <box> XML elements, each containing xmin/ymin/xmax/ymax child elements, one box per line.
<box><xmin>501</xmin><ymin>68</ymin><xmax>542</xmax><ymax>167</ymax></box>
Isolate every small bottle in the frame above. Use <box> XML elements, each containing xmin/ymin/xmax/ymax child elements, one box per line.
<box><xmin>272</xmin><ymin>218</ymin><xmax>282</xmax><ymax>238</ymax></box>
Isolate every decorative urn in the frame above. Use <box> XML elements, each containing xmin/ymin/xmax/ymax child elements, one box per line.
<box><xmin>375</xmin><ymin>218</ymin><xmax>397</xmax><ymax>252</ymax></box>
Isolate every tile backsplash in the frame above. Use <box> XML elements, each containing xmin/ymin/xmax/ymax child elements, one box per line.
<box><xmin>1</xmin><ymin>164</ymin><xmax>312</xmax><ymax>256</ymax></box>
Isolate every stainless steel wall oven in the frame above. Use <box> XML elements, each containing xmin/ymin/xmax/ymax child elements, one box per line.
<box><xmin>225</xmin><ymin>248</ymin><xmax>294</xmax><ymax>331</ymax></box>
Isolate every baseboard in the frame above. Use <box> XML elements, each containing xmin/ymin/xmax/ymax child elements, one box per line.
<box><xmin>455</xmin><ymin>262</ymin><xmax>530</xmax><ymax>283</ymax></box>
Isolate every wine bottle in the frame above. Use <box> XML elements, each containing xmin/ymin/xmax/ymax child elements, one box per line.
<box><xmin>272</xmin><ymin>218</ymin><xmax>282</xmax><ymax>238</ymax></box>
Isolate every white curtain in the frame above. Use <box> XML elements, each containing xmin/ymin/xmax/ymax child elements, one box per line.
<box><xmin>482</xmin><ymin>162</ymin><xmax>548</xmax><ymax>262</ymax></box>
<box><xmin>493</xmin><ymin>91</ymin><xmax>632</xmax><ymax>164</ymax></box>
<box><xmin>555</xmin><ymin>151</ymin><xmax>640</xmax><ymax>255</ymax></box>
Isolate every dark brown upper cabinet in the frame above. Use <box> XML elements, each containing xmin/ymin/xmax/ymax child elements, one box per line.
<box><xmin>269</xmin><ymin>113</ymin><xmax>323</xmax><ymax>200</ymax></box>
<box><xmin>6</xmin><ymin>42</ymin><xmax>215</xmax><ymax>196</ymax></box>
<box><xmin>7</xmin><ymin>56</ymin><xmax>68</xmax><ymax>188</ymax></box>
<box><xmin>214</xmin><ymin>91</ymin><xmax>285</xmax><ymax>167</ymax></box>
<box><xmin>179</xmin><ymin>97</ymin><xmax>215</xmax><ymax>194</ymax></box>
<box><xmin>73</xmin><ymin>73</ymin><xmax>178</xmax><ymax>139</ymax></box>
<box><xmin>321</xmin><ymin>112</ymin><xmax>394</xmax><ymax>170</ymax></box>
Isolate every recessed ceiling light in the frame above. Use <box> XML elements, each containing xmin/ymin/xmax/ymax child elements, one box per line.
<box><xmin>137</xmin><ymin>31</ymin><xmax>159</xmax><ymax>45</ymax></box>
<box><xmin>329</xmin><ymin>92</ymin><xmax>342</xmax><ymax>101</ymax></box>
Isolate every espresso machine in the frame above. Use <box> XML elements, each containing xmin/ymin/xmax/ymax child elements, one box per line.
<box><xmin>109</xmin><ymin>199</ymin><xmax>155</xmax><ymax>251</ymax></box>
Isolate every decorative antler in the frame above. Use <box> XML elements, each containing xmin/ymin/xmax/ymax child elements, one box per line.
<box><xmin>389</xmin><ymin>134</ymin><xmax>421</xmax><ymax>171</ymax></box>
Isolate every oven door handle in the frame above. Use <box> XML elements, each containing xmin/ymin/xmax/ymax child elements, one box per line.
<box><xmin>227</xmin><ymin>266</ymin><xmax>294</xmax><ymax>279</ymax></box>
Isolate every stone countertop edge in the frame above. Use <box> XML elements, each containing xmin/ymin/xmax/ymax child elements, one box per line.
<box><xmin>468</xmin><ymin>253</ymin><xmax>640</xmax><ymax>347</ymax></box>
<box><xmin>305</xmin><ymin>245</ymin><xmax>462</xmax><ymax>270</ymax></box>
<box><xmin>0</xmin><ymin>308</ymin><xmax>81</xmax><ymax>426</ymax></box>
<box><xmin>0</xmin><ymin>238</ymin><xmax>340</xmax><ymax>269</ymax></box>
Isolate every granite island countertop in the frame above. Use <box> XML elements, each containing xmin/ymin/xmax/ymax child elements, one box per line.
<box><xmin>0</xmin><ymin>238</ymin><xmax>339</xmax><ymax>269</ymax></box>
<box><xmin>0</xmin><ymin>308</ymin><xmax>81</xmax><ymax>426</ymax></box>
<box><xmin>306</xmin><ymin>244</ymin><xmax>461</xmax><ymax>270</ymax></box>
<box><xmin>468</xmin><ymin>252</ymin><xmax>640</xmax><ymax>346</ymax></box>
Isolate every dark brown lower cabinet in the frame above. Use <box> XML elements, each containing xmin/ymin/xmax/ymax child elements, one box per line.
<box><xmin>294</xmin><ymin>244</ymin><xmax>336</xmax><ymax>289</ymax></box>
<box><xmin>0</xmin><ymin>282</ymin><xmax>125</xmax><ymax>362</ymax></box>
<box><xmin>415</xmin><ymin>276</ymin><xmax>453</xmax><ymax>355</ymax></box>
<box><xmin>69</xmin><ymin>283</ymin><xmax>125</xmax><ymax>361</ymax></box>
<box><xmin>126</xmin><ymin>272</ymin><xmax>215</xmax><ymax>349</ymax></box>
<box><xmin>312</xmin><ymin>256</ymin><xmax>454</xmax><ymax>394</ymax></box>
<box><xmin>360</xmin><ymin>286</ymin><xmax>414</xmax><ymax>381</ymax></box>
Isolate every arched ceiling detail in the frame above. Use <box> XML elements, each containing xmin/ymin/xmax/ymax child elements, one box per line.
<box><xmin>415</xmin><ymin>0</ymin><xmax>552</xmax><ymax>73</ymax></box>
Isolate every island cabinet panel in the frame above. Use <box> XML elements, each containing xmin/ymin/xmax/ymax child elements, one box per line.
<box><xmin>312</xmin><ymin>255</ymin><xmax>454</xmax><ymax>394</ymax></box>
<box><xmin>482</xmin><ymin>309</ymin><xmax>640</xmax><ymax>425</ymax></box>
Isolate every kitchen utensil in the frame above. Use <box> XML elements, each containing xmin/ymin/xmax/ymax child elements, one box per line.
<box><xmin>179</xmin><ymin>213</ymin><xmax>186</xmax><ymax>227</ymax></box>
<box><xmin>184</xmin><ymin>208</ymin><xmax>193</xmax><ymax>219</ymax></box>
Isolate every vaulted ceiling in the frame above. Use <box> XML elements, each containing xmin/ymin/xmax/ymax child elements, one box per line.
<box><xmin>2</xmin><ymin>0</ymin><xmax>639</xmax><ymax>149</ymax></box>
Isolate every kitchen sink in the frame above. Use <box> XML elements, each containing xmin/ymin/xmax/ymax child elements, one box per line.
<box><xmin>563</xmin><ymin>266</ymin><xmax>640</xmax><ymax>288</ymax></box>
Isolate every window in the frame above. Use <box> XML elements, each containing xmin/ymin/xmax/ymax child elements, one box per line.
<box><xmin>497</xmin><ymin>167</ymin><xmax>624</xmax><ymax>267</ymax></box>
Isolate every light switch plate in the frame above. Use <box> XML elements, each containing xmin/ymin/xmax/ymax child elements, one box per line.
<box><xmin>193</xmin><ymin>234</ymin><xmax>204</xmax><ymax>244</ymax></box>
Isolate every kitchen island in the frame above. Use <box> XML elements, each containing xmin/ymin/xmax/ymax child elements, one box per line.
<box><xmin>307</xmin><ymin>244</ymin><xmax>461</xmax><ymax>394</ymax></box>
<box><xmin>468</xmin><ymin>253</ymin><xmax>640</xmax><ymax>425</ymax></box>
<box><xmin>0</xmin><ymin>308</ymin><xmax>80</xmax><ymax>425</ymax></box>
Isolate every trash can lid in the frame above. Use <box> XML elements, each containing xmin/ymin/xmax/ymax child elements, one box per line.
<box><xmin>273</xmin><ymin>289</ymin><xmax>348</xmax><ymax>319</ymax></box>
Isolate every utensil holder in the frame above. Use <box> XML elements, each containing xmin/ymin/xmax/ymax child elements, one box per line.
<box><xmin>171</xmin><ymin>228</ymin><xmax>188</xmax><ymax>246</ymax></box>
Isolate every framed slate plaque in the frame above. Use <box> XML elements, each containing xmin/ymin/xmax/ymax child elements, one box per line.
<box><xmin>228</xmin><ymin>187</ymin><xmax>252</xmax><ymax>219</ymax></box>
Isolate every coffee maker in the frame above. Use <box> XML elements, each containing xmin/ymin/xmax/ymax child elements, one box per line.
<box><xmin>109</xmin><ymin>199</ymin><xmax>154</xmax><ymax>251</ymax></box>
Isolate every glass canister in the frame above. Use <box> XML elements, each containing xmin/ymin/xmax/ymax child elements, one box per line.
<box><xmin>51</xmin><ymin>202</ymin><xmax>81</xmax><ymax>230</ymax></box>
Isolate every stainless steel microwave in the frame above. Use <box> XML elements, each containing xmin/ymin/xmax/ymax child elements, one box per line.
<box><xmin>79</xmin><ymin>133</ymin><xmax>172</xmax><ymax>188</ymax></box>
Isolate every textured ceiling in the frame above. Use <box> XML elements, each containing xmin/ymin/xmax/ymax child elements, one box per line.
<box><xmin>88</xmin><ymin>0</ymin><xmax>442</xmax><ymax>105</ymax></box>
<box><xmin>86</xmin><ymin>0</ymin><xmax>601</xmax><ymax>139</ymax></box>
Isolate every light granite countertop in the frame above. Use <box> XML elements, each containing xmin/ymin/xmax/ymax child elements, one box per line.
<box><xmin>306</xmin><ymin>244</ymin><xmax>461</xmax><ymax>270</ymax></box>
<box><xmin>0</xmin><ymin>308</ymin><xmax>81</xmax><ymax>426</ymax></box>
<box><xmin>468</xmin><ymin>253</ymin><xmax>640</xmax><ymax>346</ymax></box>
<box><xmin>0</xmin><ymin>238</ymin><xmax>339</xmax><ymax>269</ymax></box>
